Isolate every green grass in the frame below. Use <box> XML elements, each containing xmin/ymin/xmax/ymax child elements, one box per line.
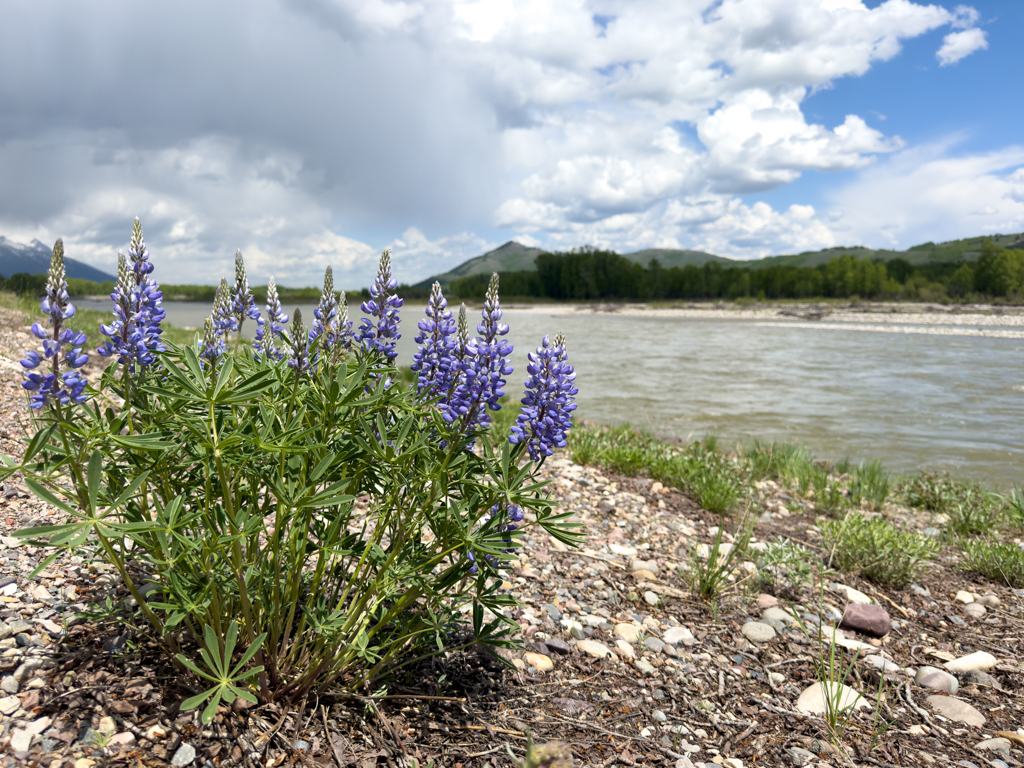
<box><xmin>820</xmin><ymin>514</ymin><xmax>938</xmax><ymax>587</ymax></box>
<box><xmin>848</xmin><ymin>460</ymin><xmax>891</xmax><ymax>510</ymax></box>
<box><xmin>958</xmin><ymin>539</ymin><xmax>1024</xmax><ymax>588</ymax></box>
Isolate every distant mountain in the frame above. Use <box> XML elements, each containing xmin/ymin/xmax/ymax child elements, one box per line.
<box><xmin>0</xmin><ymin>237</ymin><xmax>115</xmax><ymax>283</ymax></box>
<box><xmin>420</xmin><ymin>232</ymin><xmax>1024</xmax><ymax>286</ymax></box>
<box><xmin>413</xmin><ymin>241</ymin><xmax>547</xmax><ymax>288</ymax></box>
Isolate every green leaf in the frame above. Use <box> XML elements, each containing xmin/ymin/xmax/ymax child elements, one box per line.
<box><xmin>109</xmin><ymin>434</ymin><xmax>177</xmax><ymax>451</ymax></box>
<box><xmin>180</xmin><ymin>686</ymin><xmax>220</xmax><ymax>712</ymax></box>
<box><xmin>86</xmin><ymin>450</ymin><xmax>102</xmax><ymax>514</ymax></box>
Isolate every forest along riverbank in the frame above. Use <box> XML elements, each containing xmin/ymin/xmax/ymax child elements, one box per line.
<box><xmin>0</xmin><ymin>307</ymin><xmax>1022</xmax><ymax>766</ymax></box>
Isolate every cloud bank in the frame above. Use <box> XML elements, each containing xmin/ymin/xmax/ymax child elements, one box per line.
<box><xmin>0</xmin><ymin>0</ymin><xmax>997</xmax><ymax>287</ymax></box>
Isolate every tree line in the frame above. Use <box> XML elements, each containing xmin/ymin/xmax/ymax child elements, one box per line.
<box><xmin>449</xmin><ymin>241</ymin><xmax>1024</xmax><ymax>303</ymax></box>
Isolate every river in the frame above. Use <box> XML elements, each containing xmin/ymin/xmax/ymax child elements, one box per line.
<box><xmin>75</xmin><ymin>299</ymin><xmax>1024</xmax><ymax>488</ymax></box>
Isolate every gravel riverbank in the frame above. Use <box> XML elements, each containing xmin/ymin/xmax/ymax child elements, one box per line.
<box><xmin>0</xmin><ymin>309</ymin><xmax>1021</xmax><ymax>768</ymax></box>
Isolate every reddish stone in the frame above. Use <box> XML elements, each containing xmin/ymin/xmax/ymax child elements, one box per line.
<box><xmin>839</xmin><ymin>603</ymin><xmax>891</xmax><ymax>637</ymax></box>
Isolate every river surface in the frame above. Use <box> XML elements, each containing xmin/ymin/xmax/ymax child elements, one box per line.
<box><xmin>76</xmin><ymin>299</ymin><xmax>1024</xmax><ymax>487</ymax></box>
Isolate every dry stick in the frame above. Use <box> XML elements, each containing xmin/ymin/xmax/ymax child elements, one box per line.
<box><xmin>366</xmin><ymin>699</ymin><xmax>410</xmax><ymax>764</ymax></box>
<box><xmin>322</xmin><ymin>706</ymin><xmax>346</xmax><ymax>768</ymax></box>
<box><xmin>721</xmin><ymin>720</ymin><xmax>758</xmax><ymax>756</ymax></box>
<box><xmin>718</xmin><ymin>669</ymin><xmax>726</xmax><ymax>698</ymax></box>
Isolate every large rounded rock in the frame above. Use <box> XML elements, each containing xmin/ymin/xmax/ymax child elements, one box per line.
<box><xmin>839</xmin><ymin>603</ymin><xmax>891</xmax><ymax>637</ymax></box>
<box><xmin>741</xmin><ymin>621</ymin><xmax>776</xmax><ymax>643</ymax></box>
<box><xmin>915</xmin><ymin>666</ymin><xmax>958</xmax><ymax>695</ymax></box>
<box><xmin>795</xmin><ymin>682</ymin><xmax>870</xmax><ymax>716</ymax></box>
<box><xmin>614</xmin><ymin>623</ymin><xmax>640</xmax><ymax>643</ymax></box>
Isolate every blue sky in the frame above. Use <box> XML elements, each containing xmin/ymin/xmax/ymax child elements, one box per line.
<box><xmin>0</xmin><ymin>0</ymin><xmax>1018</xmax><ymax>287</ymax></box>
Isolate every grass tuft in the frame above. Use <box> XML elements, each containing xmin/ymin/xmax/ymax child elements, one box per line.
<box><xmin>820</xmin><ymin>514</ymin><xmax>937</xmax><ymax>587</ymax></box>
<box><xmin>958</xmin><ymin>539</ymin><xmax>1024</xmax><ymax>588</ymax></box>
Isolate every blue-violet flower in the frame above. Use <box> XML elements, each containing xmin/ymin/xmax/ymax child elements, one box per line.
<box><xmin>509</xmin><ymin>332</ymin><xmax>578</xmax><ymax>462</ymax></box>
<box><xmin>359</xmin><ymin>249</ymin><xmax>403</xmax><ymax>360</ymax></box>
<box><xmin>253</xmin><ymin>276</ymin><xmax>289</xmax><ymax>360</ymax></box>
<box><xmin>411</xmin><ymin>281</ymin><xmax>457</xmax><ymax>398</ymax></box>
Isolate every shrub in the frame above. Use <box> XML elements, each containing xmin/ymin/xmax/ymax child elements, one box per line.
<box><xmin>820</xmin><ymin>515</ymin><xmax>937</xmax><ymax>587</ymax></box>
<box><xmin>757</xmin><ymin>539</ymin><xmax>817</xmax><ymax>590</ymax></box>
<box><xmin>959</xmin><ymin>539</ymin><xmax>1024</xmax><ymax>588</ymax></box>
<box><xmin>8</xmin><ymin>232</ymin><xmax>581</xmax><ymax>720</ymax></box>
<box><xmin>746</xmin><ymin>440</ymin><xmax>814</xmax><ymax>485</ymax></box>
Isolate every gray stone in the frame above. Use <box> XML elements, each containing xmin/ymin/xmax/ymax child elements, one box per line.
<box><xmin>925</xmin><ymin>695</ymin><xmax>985</xmax><ymax>727</ymax></box>
<box><xmin>577</xmin><ymin>640</ymin><xmax>613</xmax><ymax>659</ymax></box>
<box><xmin>761</xmin><ymin>606</ymin><xmax>797</xmax><ymax>625</ymax></box>
<box><xmin>915</xmin><ymin>666</ymin><xmax>958</xmax><ymax>695</ymax></box>
<box><xmin>9</xmin><ymin>729</ymin><xmax>32</xmax><ymax>753</ymax></box>
<box><xmin>644</xmin><ymin>590</ymin><xmax>659</xmax><ymax>606</ymax></box>
<box><xmin>962</xmin><ymin>602</ymin><xmax>986</xmax><ymax>620</ymax></box>
<box><xmin>0</xmin><ymin>695</ymin><xmax>20</xmax><ymax>714</ymax></box>
<box><xmin>635</xmin><ymin>659</ymin><xmax>657</xmax><ymax>676</ymax></box>
<box><xmin>652</xmin><ymin>710</ymin><xmax>667</xmax><ymax>722</ymax></box>
<box><xmin>171</xmin><ymin>742</ymin><xmax>197</xmax><ymax>767</ymax></box>
<box><xmin>787</xmin><ymin>747</ymin><xmax>816</xmax><ymax>766</ymax></box>
<box><xmin>741</xmin><ymin>621</ymin><xmax>776</xmax><ymax>643</ymax></box>
<box><xmin>545</xmin><ymin>637</ymin><xmax>571</xmax><ymax>655</ymax></box>
<box><xmin>960</xmin><ymin>669</ymin><xmax>999</xmax><ymax>688</ymax></box>
<box><xmin>632</xmin><ymin>559</ymin><xmax>659</xmax><ymax>574</ymax></box>
<box><xmin>975</xmin><ymin>738</ymin><xmax>1011</xmax><ymax>752</ymax></box>
<box><xmin>644</xmin><ymin>637</ymin><xmax>665</xmax><ymax>653</ymax></box>
<box><xmin>0</xmin><ymin>676</ymin><xmax>18</xmax><ymax>694</ymax></box>
<box><xmin>543</xmin><ymin>604</ymin><xmax>562</xmax><ymax>621</ymax></box>
<box><xmin>6</xmin><ymin>620</ymin><xmax>32</xmax><ymax>634</ymax></box>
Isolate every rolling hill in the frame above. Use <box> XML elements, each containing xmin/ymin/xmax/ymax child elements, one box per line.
<box><xmin>0</xmin><ymin>237</ymin><xmax>115</xmax><ymax>283</ymax></box>
<box><xmin>419</xmin><ymin>232</ymin><xmax>1024</xmax><ymax>286</ymax></box>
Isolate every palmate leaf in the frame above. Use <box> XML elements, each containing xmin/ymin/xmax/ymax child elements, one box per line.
<box><xmin>176</xmin><ymin>621</ymin><xmax>266</xmax><ymax>724</ymax></box>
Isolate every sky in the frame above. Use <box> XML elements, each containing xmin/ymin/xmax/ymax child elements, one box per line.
<box><xmin>0</xmin><ymin>0</ymin><xmax>1021</xmax><ymax>289</ymax></box>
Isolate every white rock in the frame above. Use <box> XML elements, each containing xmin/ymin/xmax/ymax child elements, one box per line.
<box><xmin>523</xmin><ymin>652</ymin><xmax>553</xmax><ymax>672</ymax></box>
<box><xmin>9</xmin><ymin>729</ymin><xmax>31</xmax><ymax>753</ymax></box>
<box><xmin>171</xmin><ymin>743</ymin><xmax>197</xmax><ymax>767</ymax></box>
<box><xmin>925</xmin><ymin>695</ymin><xmax>985</xmax><ymax>727</ymax></box>
<box><xmin>663</xmin><ymin>627</ymin><xmax>694</xmax><ymax>646</ymax></box>
<box><xmin>614</xmin><ymin>623</ymin><xmax>641</xmax><ymax>643</ymax></box>
<box><xmin>644</xmin><ymin>590</ymin><xmax>659</xmax><ymax>606</ymax></box>
<box><xmin>741</xmin><ymin>621</ymin><xmax>776</xmax><ymax>643</ymax></box>
<box><xmin>795</xmin><ymin>682</ymin><xmax>870</xmax><ymax>716</ymax></box>
<box><xmin>865</xmin><ymin>655</ymin><xmax>901</xmax><ymax>673</ymax></box>
<box><xmin>828</xmin><ymin>583</ymin><xmax>872</xmax><ymax>605</ymax></box>
<box><xmin>915</xmin><ymin>666</ymin><xmax>958</xmax><ymax>695</ymax></box>
<box><xmin>609</xmin><ymin>544</ymin><xmax>637</xmax><ymax>557</ymax></box>
<box><xmin>577</xmin><ymin>640</ymin><xmax>614</xmax><ymax>659</ymax></box>
<box><xmin>0</xmin><ymin>695</ymin><xmax>20</xmax><ymax>714</ymax></box>
<box><xmin>944</xmin><ymin>651</ymin><xmax>997</xmax><ymax>673</ymax></box>
<box><xmin>615</xmin><ymin>640</ymin><xmax>635</xmax><ymax>659</ymax></box>
<box><xmin>954</xmin><ymin>590</ymin><xmax>975</xmax><ymax>604</ymax></box>
<box><xmin>98</xmin><ymin>716</ymin><xmax>117</xmax><ymax>733</ymax></box>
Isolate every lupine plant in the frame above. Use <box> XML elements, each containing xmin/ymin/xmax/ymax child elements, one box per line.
<box><xmin>7</xmin><ymin>240</ymin><xmax>580</xmax><ymax>719</ymax></box>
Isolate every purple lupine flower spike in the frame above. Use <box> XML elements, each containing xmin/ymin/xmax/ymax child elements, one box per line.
<box><xmin>231</xmin><ymin>250</ymin><xmax>261</xmax><ymax>335</ymax></box>
<box><xmin>287</xmin><ymin>309</ymin><xmax>309</xmax><ymax>376</ymax></box>
<box><xmin>444</xmin><ymin>274</ymin><xmax>513</xmax><ymax>434</ymax></box>
<box><xmin>359</xmin><ymin>249</ymin><xmax>403</xmax><ymax>360</ymax></box>
<box><xmin>411</xmin><ymin>281</ymin><xmax>457</xmax><ymax>397</ymax></box>
<box><xmin>197</xmin><ymin>316</ymin><xmax>224</xmax><ymax>366</ymax></box>
<box><xmin>253</xmin><ymin>276</ymin><xmax>288</xmax><ymax>360</ymax></box>
<box><xmin>509</xmin><ymin>331</ymin><xmax>578</xmax><ymax>462</ymax></box>
<box><xmin>21</xmin><ymin>239</ymin><xmax>89</xmax><ymax>408</ymax></box>
<box><xmin>310</xmin><ymin>266</ymin><xmax>339</xmax><ymax>354</ymax></box>
<box><xmin>213</xmin><ymin>278</ymin><xmax>237</xmax><ymax>338</ymax></box>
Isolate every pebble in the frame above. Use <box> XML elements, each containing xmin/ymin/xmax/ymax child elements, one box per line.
<box><xmin>642</xmin><ymin>637</ymin><xmax>663</xmax><ymax>652</ymax></box>
<box><xmin>954</xmin><ymin>590</ymin><xmax>975</xmax><ymax>604</ymax></box>
<box><xmin>977</xmin><ymin>594</ymin><xmax>1000</xmax><ymax>608</ymax></box>
<box><xmin>839</xmin><ymin>603</ymin><xmax>891</xmax><ymax>637</ymax></box>
<box><xmin>577</xmin><ymin>640</ymin><xmax>614</xmax><ymax>659</ymax></box>
<box><xmin>916</xmin><ymin>667</ymin><xmax>958</xmax><ymax>695</ymax></box>
<box><xmin>960</xmin><ymin>669</ymin><xmax>998</xmax><ymax>688</ymax></box>
<box><xmin>944</xmin><ymin>651</ymin><xmax>997</xmax><ymax>673</ymax></box>
<box><xmin>523</xmin><ymin>652</ymin><xmax>553</xmax><ymax>672</ymax></box>
<box><xmin>996</xmin><ymin>731</ymin><xmax>1024</xmax><ymax>747</ymax></box>
<box><xmin>544</xmin><ymin>637</ymin><xmax>571</xmax><ymax>655</ymax></box>
<box><xmin>615</xmin><ymin>640</ymin><xmax>636</xmax><ymax>658</ymax></box>
<box><xmin>925</xmin><ymin>696</ymin><xmax>986</xmax><ymax>726</ymax></box>
<box><xmin>975</xmin><ymin>738</ymin><xmax>1011</xmax><ymax>752</ymax></box>
<box><xmin>644</xmin><ymin>590</ymin><xmax>659</xmax><ymax>606</ymax></box>
<box><xmin>865</xmin><ymin>655</ymin><xmax>901</xmax><ymax>673</ymax></box>
<box><xmin>663</xmin><ymin>627</ymin><xmax>694</xmax><ymax>646</ymax></box>
<box><xmin>635</xmin><ymin>659</ymin><xmax>657</xmax><ymax>676</ymax></box>
<box><xmin>795</xmin><ymin>682</ymin><xmax>869</xmax><ymax>715</ymax></box>
<box><xmin>0</xmin><ymin>675</ymin><xmax>18</xmax><ymax>693</ymax></box>
<box><xmin>9</xmin><ymin>729</ymin><xmax>32</xmax><ymax>753</ymax></box>
<box><xmin>146</xmin><ymin>724</ymin><xmax>168</xmax><ymax>740</ymax></box>
<box><xmin>108</xmin><ymin>732</ymin><xmax>137</xmax><ymax>748</ymax></box>
<box><xmin>0</xmin><ymin>694</ymin><xmax>20</xmax><ymax>714</ymax></box>
<box><xmin>652</xmin><ymin>710</ymin><xmax>667</xmax><ymax>722</ymax></box>
<box><xmin>757</xmin><ymin>594</ymin><xmax>779</xmax><ymax>610</ymax></box>
<box><xmin>613</xmin><ymin>623</ymin><xmax>639</xmax><ymax>642</ymax></box>
<box><xmin>962</xmin><ymin>602</ymin><xmax>986</xmax><ymax>620</ymax></box>
<box><xmin>828</xmin><ymin>583</ymin><xmax>872</xmax><ymax>604</ymax></box>
<box><xmin>787</xmin><ymin>747</ymin><xmax>816</xmax><ymax>766</ymax></box>
<box><xmin>632</xmin><ymin>569</ymin><xmax>657</xmax><ymax>581</ymax></box>
<box><xmin>741</xmin><ymin>621</ymin><xmax>776</xmax><ymax>643</ymax></box>
<box><xmin>632</xmin><ymin>559</ymin><xmax>659</xmax><ymax>573</ymax></box>
<box><xmin>761</xmin><ymin>606</ymin><xmax>797</xmax><ymax>626</ymax></box>
<box><xmin>171</xmin><ymin>742</ymin><xmax>198</xmax><ymax>767</ymax></box>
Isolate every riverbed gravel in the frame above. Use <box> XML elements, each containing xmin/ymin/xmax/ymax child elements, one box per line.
<box><xmin>0</xmin><ymin>307</ymin><xmax>1022</xmax><ymax>767</ymax></box>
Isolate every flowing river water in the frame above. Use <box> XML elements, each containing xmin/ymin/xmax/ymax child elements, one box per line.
<box><xmin>76</xmin><ymin>299</ymin><xmax>1024</xmax><ymax>488</ymax></box>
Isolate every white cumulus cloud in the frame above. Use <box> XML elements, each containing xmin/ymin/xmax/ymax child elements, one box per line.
<box><xmin>937</xmin><ymin>27</ymin><xmax>987</xmax><ymax>66</ymax></box>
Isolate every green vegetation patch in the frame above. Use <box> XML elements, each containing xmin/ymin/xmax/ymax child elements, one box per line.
<box><xmin>820</xmin><ymin>515</ymin><xmax>937</xmax><ymax>587</ymax></box>
<box><xmin>958</xmin><ymin>539</ymin><xmax>1024</xmax><ymax>588</ymax></box>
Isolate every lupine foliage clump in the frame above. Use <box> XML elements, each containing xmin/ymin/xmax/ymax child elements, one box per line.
<box><xmin>7</xmin><ymin>226</ymin><xmax>580</xmax><ymax>721</ymax></box>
